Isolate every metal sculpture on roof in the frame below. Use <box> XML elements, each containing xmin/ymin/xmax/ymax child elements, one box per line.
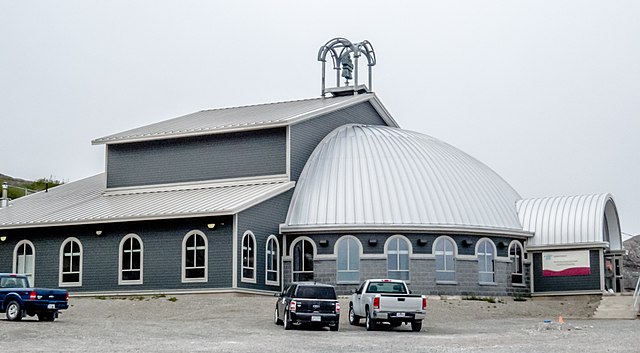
<box><xmin>318</xmin><ymin>37</ymin><xmax>376</xmax><ymax>96</ymax></box>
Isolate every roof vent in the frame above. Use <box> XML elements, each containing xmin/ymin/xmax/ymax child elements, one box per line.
<box><xmin>318</xmin><ymin>37</ymin><xmax>376</xmax><ymax>97</ymax></box>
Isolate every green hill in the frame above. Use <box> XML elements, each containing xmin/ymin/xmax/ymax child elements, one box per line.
<box><xmin>0</xmin><ymin>173</ymin><xmax>63</xmax><ymax>200</ymax></box>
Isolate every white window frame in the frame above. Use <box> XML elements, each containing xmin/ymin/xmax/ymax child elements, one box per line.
<box><xmin>290</xmin><ymin>237</ymin><xmax>316</xmax><ymax>282</ymax></box>
<box><xmin>182</xmin><ymin>230</ymin><xmax>208</xmax><ymax>283</ymax></box>
<box><xmin>476</xmin><ymin>238</ymin><xmax>496</xmax><ymax>284</ymax></box>
<box><xmin>385</xmin><ymin>235</ymin><xmax>411</xmax><ymax>282</ymax></box>
<box><xmin>13</xmin><ymin>239</ymin><xmax>36</xmax><ymax>287</ymax></box>
<box><xmin>59</xmin><ymin>237</ymin><xmax>83</xmax><ymax>287</ymax></box>
<box><xmin>119</xmin><ymin>234</ymin><xmax>143</xmax><ymax>285</ymax></box>
<box><xmin>433</xmin><ymin>236</ymin><xmax>457</xmax><ymax>283</ymax></box>
<box><xmin>508</xmin><ymin>240</ymin><xmax>525</xmax><ymax>286</ymax></box>
<box><xmin>335</xmin><ymin>235</ymin><xmax>362</xmax><ymax>284</ymax></box>
<box><xmin>265</xmin><ymin>235</ymin><xmax>280</xmax><ymax>286</ymax></box>
<box><xmin>241</xmin><ymin>231</ymin><xmax>257</xmax><ymax>283</ymax></box>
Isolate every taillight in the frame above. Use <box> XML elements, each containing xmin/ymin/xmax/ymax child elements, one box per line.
<box><xmin>373</xmin><ymin>295</ymin><xmax>380</xmax><ymax>310</ymax></box>
<box><xmin>29</xmin><ymin>291</ymin><xmax>37</xmax><ymax>300</ymax></box>
<box><xmin>289</xmin><ymin>300</ymin><xmax>297</xmax><ymax>313</ymax></box>
<box><xmin>66</xmin><ymin>292</ymin><xmax>69</xmax><ymax>302</ymax></box>
<box><xmin>335</xmin><ymin>302</ymin><xmax>341</xmax><ymax>314</ymax></box>
<box><xmin>422</xmin><ymin>296</ymin><xmax>427</xmax><ymax>310</ymax></box>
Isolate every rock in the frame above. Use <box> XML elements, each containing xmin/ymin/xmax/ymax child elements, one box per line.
<box><xmin>623</xmin><ymin>235</ymin><xmax>640</xmax><ymax>291</ymax></box>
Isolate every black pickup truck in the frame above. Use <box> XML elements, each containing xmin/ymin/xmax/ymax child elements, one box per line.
<box><xmin>0</xmin><ymin>273</ymin><xmax>69</xmax><ymax>321</ymax></box>
<box><xmin>274</xmin><ymin>282</ymin><xmax>340</xmax><ymax>331</ymax></box>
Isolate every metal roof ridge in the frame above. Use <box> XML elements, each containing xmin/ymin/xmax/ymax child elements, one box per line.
<box><xmin>102</xmin><ymin>175</ymin><xmax>291</xmax><ymax>196</ymax></box>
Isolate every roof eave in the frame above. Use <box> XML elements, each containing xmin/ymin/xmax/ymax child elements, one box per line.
<box><xmin>279</xmin><ymin>223</ymin><xmax>533</xmax><ymax>238</ymax></box>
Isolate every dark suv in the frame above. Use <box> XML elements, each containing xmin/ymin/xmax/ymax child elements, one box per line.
<box><xmin>274</xmin><ymin>282</ymin><xmax>340</xmax><ymax>331</ymax></box>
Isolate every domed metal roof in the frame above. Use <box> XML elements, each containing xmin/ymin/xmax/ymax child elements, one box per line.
<box><xmin>282</xmin><ymin>124</ymin><xmax>527</xmax><ymax>235</ymax></box>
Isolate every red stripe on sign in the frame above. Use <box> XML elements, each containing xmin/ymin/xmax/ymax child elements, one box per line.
<box><xmin>542</xmin><ymin>267</ymin><xmax>591</xmax><ymax>277</ymax></box>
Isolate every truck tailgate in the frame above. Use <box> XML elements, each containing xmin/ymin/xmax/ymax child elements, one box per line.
<box><xmin>380</xmin><ymin>295</ymin><xmax>423</xmax><ymax>312</ymax></box>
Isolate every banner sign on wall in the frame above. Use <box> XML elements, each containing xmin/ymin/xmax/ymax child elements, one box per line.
<box><xmin>542</xmin><ymin>250</ymin><xmax>591</xmax><ymax>277</ymax></box>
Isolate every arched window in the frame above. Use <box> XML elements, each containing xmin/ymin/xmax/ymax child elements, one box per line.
<box><xmin>433</xmin><ymin>236</ymin><xmax>456</xmax><ymax>282</ymax></box>
<box><xmin>292</xmin><ymin>238</ymin><xmax>314</xmax><ymax>282</ymax></box>
<box><xmin>509</xmin><ymin>241</ymin><xmax>524</xmax><ymax>285</ymax></box>
<box><xmin>182</xmin><ymin>230</ymin><xmax>208</xmax><ymax>282</ymax></box>
<box><xmin>386</xmin><ymin>235</ymin><xmax>410</xmax><ymax>281</ymax></box>
<box><xmin>477</xmin><ymin>239</ymin><xmax>495</xmax><ymax>283</ymax></box>
<box><xmin>265</xmin><ymin>235</ymin><xmax>279</xmax><ymax>285</ymax></box>
<box><xmin>13</xmin><ymin>240</ymin><xmax>35</xmax><ymax>286</ymax></box>
<box><xmin>336</xmin><ymin>236</ymin><xmax>360</xmax><ymax>284</ymax></box>
<box><xmin>242</xmin><ymin>231</ymin><xmax>256</xmax><ymax>283</ymax></box>
<box><xmin>60</xmin><ymin>237</ymin><xmax>83</xmax><ymax>286</ymax></box>
<box><xmin>119</xmin><ymin>234</ymin><xmax>143</xmax><ymax>285</ymax></box>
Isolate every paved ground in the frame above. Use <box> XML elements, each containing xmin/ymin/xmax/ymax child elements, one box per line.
<box><xmin>1</xmin><ymin>293</ymin><xmax>638</xmax><ymax>352</ymax></box>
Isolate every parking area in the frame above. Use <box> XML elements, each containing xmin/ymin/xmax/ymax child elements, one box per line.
<box><xmin>1</xmin><ymin>293</ymin><xmax>638</xmax><ymax>352</ymax></box>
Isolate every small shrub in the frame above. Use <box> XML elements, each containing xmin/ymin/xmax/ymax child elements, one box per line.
<box><xmin>167</xmin><ymin>297</ymin><xmax>178</xmax><ymax>302</ymax></box>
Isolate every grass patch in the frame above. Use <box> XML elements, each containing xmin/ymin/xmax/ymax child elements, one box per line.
<box><xmin>513</xmin><ymin>293</ymin><xmax>529</xmax><ymax>302</ymax></box>
<box><xmin>167</xmin><ymin>297</ymin><xmax>178</xmax><ymax>302</ymax></box>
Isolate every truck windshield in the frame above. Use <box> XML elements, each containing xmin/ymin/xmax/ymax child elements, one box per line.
<box><xmin>0</xmin><ymin>276</ymin><xmax>29</xmax><ymax>288</ymax></box>
<box><xmin>296</xmin><ymin>286</ymin><xmax>337</xmax><ymax>299</ymax></box>
<box><xmin>367</xmin><ymin>282</ymin><xmax>407</xmax><ymax>294</ymax></box>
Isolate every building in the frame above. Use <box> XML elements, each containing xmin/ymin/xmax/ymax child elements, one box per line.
<box><xmin>0</xmin><ymin>38</ymin><xmax>624</xmax><ymax>297</ymax></box>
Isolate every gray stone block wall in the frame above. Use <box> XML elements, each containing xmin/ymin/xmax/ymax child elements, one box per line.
<box><xmin>282</xmin><ymin>256</ymin><xmax>531</xmax><ymax>297</ymax></box>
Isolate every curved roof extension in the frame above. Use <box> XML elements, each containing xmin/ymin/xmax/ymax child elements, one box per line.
<box><xmin>517</xmin><ymin>193</ymin><xmax>622</xmax><ymax>250</ymax></box>
<box><xmin>282</xmin><ymin>124</ymin><xmax>528</xmax><ymax>235</ymax></box>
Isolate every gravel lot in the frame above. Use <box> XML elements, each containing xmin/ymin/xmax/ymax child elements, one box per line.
<box><xmin>1</xmin><ymin>293</ymin><xmax>638</xmax><ymax>352</ymax></box>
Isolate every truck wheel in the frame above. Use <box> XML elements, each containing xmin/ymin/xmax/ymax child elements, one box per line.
<box><xmin>411</xmin><ymin>320</ymin><xmax>423</xmax><ymax>332</ymax></box>
<box><xmin>283</xmin><ymin>311</ymin><xmax>292</xmax><ymax>330</ymax></box>
<box><xmin>38</xmin><ymin>312</ymin><xmax>55</xmax><ymax>322</ymax></box>
<box><xmin>365</xmin><ymin>310</ymin><xmax>377</xmax><ymax>331</ymax></box>
<box><xmin>348</xmin><ymin>306</ymin><xmax>360</xmax><ymax>326</ymax></box>
<box><xmin>274</xmin><ymin>307</ymin><xmax>283</xmax><ymax>325</ymax></box>
<box><xmin>6</xmin><ymin>301</ymin><xmax>23</xmax><ymax>321</ymax></box>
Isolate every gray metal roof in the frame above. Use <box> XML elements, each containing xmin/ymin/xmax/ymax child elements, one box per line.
<box><xmin>517</xmin><ymin>193</ymin><xmax>623</xmax><ymax>250</ymax></box>
<box><xmin>0</xmin><ymin>174</ymin><xmax>294</xmax><ymax>229</ymax></box>
<box><xmin>282</xmin><ymin>124</ymin><xmax>528</xmax><ymax>235</ymax></box>
<box><xmin>92</xmin><ymin>93</ymin><xmax>396</xmax><ymax>145</ymax></box>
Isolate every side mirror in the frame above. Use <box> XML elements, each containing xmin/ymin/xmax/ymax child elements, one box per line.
<box><xmin>409</xmin><ymin>290</ymin><xmax>413</xmax><ymax>294</ymax></box>
<box><xmin>351</xmin><ymin>288</ymin><xmax>357</xmax><ymax>294</ymax></box>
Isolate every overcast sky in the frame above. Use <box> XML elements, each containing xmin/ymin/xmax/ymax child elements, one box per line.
<box><xmin>1</xmin><ymin>1</ymin><xmax>638</xmax><ymax>236</ymax></box>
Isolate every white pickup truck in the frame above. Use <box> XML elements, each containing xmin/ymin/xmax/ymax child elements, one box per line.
<box><xmin>348</xmin><ymin>279</ymin><xmax>426</xmax><ymax>331</ymax></box>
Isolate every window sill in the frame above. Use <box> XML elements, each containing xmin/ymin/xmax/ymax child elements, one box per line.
<box><xmin>511</xmin><ymin>283</ymin><xmax>527</xmax><ymax>288</ymax></box>
<box><xmin>436</xmin><ymin>281</ymin><xmax>458</xmax><ymax>285</ymax></box>
<box><xmin>336</xmin><ymin>281</ymin><xmax>360</xmax><ymax>285</ymax></box>
<box><xmin>479</xmin><ymin>282</ymin><xmax>497</xmax><ymax>286</ymax></box>
<box><xmin>182</xmin><ymin>278</ymin><xmax>207</xmax><ymax>283</ymax></box>
<box><xmin>241</xmin><ymin>278</ymin><xmax>257</xmax><ymax>284</ymax></box>
<box><xmin>118</xmin><ymin>281</ymin><xmax>143</xmax><ymax>286</ymax></box>
<box><xmin>59</xmin><ymin>282</ymin><xmax>82</xmax><ymax>287</ymax></box>
<box><xmin>265</xmin><ymin>280</ymin><xmax>280</xmax><ymax>286</ymax></box>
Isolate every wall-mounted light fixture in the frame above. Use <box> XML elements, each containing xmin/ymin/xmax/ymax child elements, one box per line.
<box><xmin>368</xmin><ymin>239</ymin><xmax>378</xmax><ymax>246</ymax></box>
<box><xmin>417</xmin><ymin>239</ymin><xmax>428</xmax><ymax>247</ymax></box>
<box><xmin>95</xmin><ymin>230</ymin><xmax>103</xmax><ymax>236</ymax></box>
<box><xmin>319</xmin><ymin>240</ymin><xmax>329</xmax><ymax>247</ymax></box>
<box><xmin>207</xmin><ymin>223</ymin><xmax>216</xmax><ymax>230</ymax></box>
<box><xmin>461</xmin><ymin>239</ymin><xmax>473</xmax><ymax>247</ymax></box>
<box><xmin>0</xmin><ymin>236</ymin><xmax>6</xmax><ymax>242</ymax></box>
<box><xmin>498</xmin><ymin>241</ymin><xmax>507</xmax><ymax>249</ymax></box>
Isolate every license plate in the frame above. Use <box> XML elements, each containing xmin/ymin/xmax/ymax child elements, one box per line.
<box><xmin>396</xmin><ymin>312</ymin><xmax>405</xmax><ymax>317</ymax></box>
<box><xmin>311</xmin><ymin>316</ymin><xmax>321</xmax><ymax>322</ymax></box>
<box><xmin>47</xmin><ymin>304</ymin><xmax>56</xmax><ymax>309</ymax></box>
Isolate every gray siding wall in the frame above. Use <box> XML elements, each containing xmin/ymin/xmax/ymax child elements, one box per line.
<box><xmin>283</xmin><ymin>233</ymin><xmax>529</xmax><ymax>297</ymax></box>
<box><xmin>289</xmin><ymin>101</ymin><xmax>388</xmax><ymax>181</ymax></box>
<box><xmin>532</xmin><ymin>250</ymin><xmax>601</xmax><ymax>293</ymax></box>
<box><xmin>236</xmin><ymin>190</ymin><xmax>293</xmax><ymax>292</ymax></box>
<box><xmin>0</xmin><ymin>216</ymin><xmax>234</xmax><ymax>292</ymax></box>
<box><xmin>107</xmin><ymin>128</ymin><xmax>287</xmax><ymax>188</ymax></box>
